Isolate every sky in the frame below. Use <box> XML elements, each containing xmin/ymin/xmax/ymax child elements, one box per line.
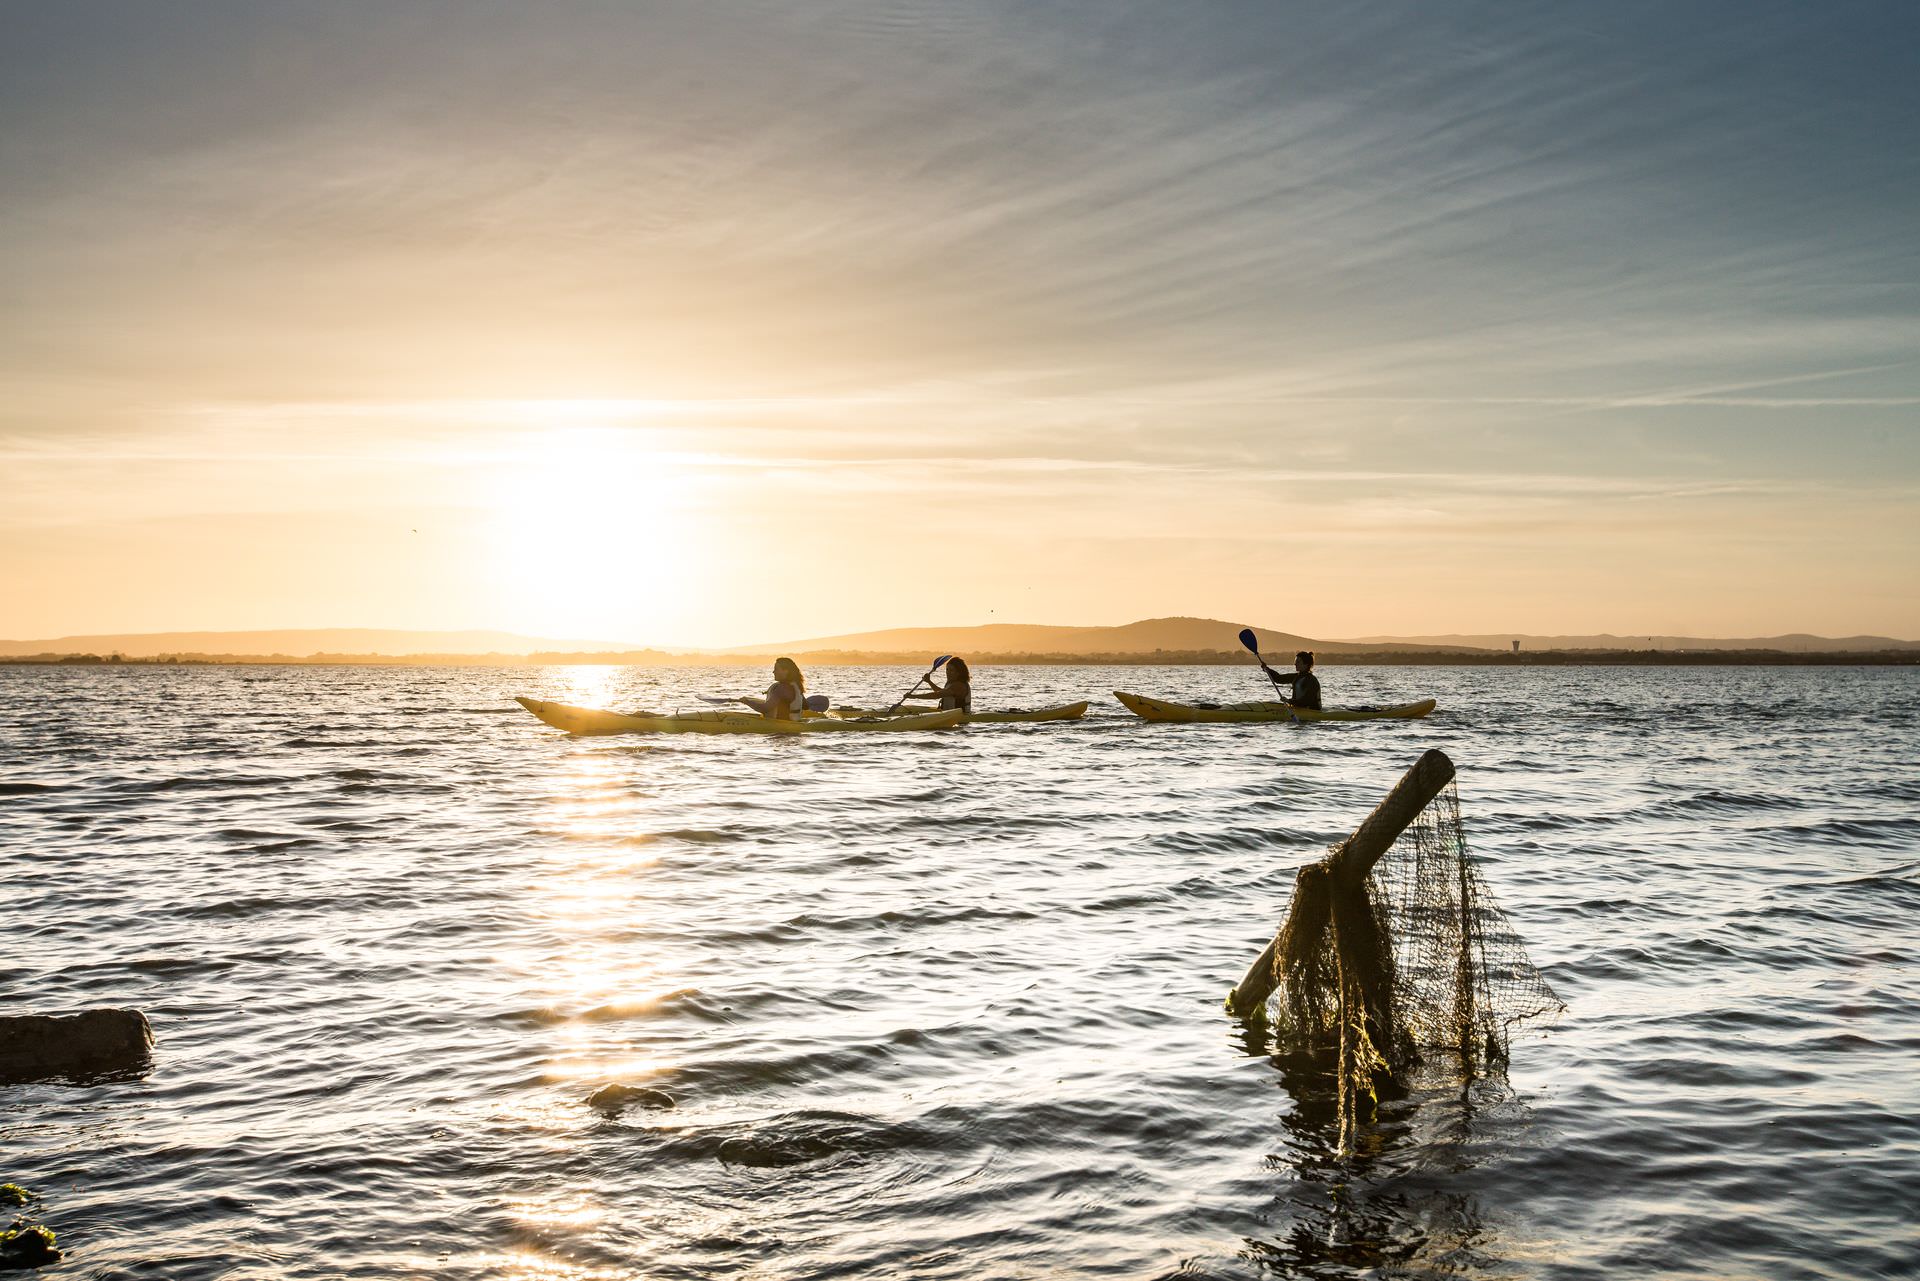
<box><xmin>2</xmin><ymin>0</ymin><xmax>1917</xmax><ymax>647</ymax></box>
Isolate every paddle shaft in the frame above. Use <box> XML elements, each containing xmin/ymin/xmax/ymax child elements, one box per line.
<box><xmin>887</xmin><ymin>657</ymin><xmax>949</xmax><ymax>714</ymax></box>
<box><xmin>1240</xmin><ymin>631</ymin><xmax>1301</xmax><ymax>723</ymax></box>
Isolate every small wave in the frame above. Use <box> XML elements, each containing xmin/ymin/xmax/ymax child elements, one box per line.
<box><xmin>1648</xmin><ymin>788</ymin><xmax>1803</xmax><ymax>817</ymax></box>
<box><xmin>125</xmin><ymin>955</ymin><xmax>232</xmax><ymax>975</ymax></box>
<box><xmin>1778</xmin><ymin>816</ymin><xmax>1919</xmax><ymax>847</ymax></box>
<box><xmin>0</xmin><ymin>781</ymin><xmax>60</xmax><ymax>795</ymax></box>
<box><xmin>1782</xmin><ymin>858</ymin><xmax>1920</xmax><ymax>892</ymax></box>
<box><xmin>1151</xmin><ymin>828</ymin><xmax>1287</xmax><ymax>854</ymax></box>
<box><xmin>1688</xmin><ymin>1006</ymin><xmax>1823</xmax><ymax>1033</ymax></box>
<box><xmin>1612</xmin><ymin>1054</ymin><xmax>1822</xmax><ymax>1089</ymax></box>
<box><xmin>1509</xmin><ymin>810</ymin><xmax>1619</xmax><ymax>831</ymax></box>
<box><xmin>105</xmin><ymin>773</ymin><xmax>298</xmax><ymax>794</ymax></box>
<box><xmin>499</xmin><ymin>988</ymin><xmax>712</xmax><ymax>1027</ymax></box>
<box><xmin>540</xmin><ymin>826</ymin><xmax>734</xmax><ymax>847</ymax></box>
<box><xmin>959</xmin><ymin>813</ymin><xmax>1083</xmax><ymax>835</ymax></box>
<box><xmin>1081</xmin><ymin>889</ymin><xmax>1172</xmax><ymax>913</ymax></box>
<box><xmin>786</xmin><ymin>902</ymin><xmax>1043</xmax><ymax>932</ymax></box>
<box><xmin>1801</xmin><ymin>872</ymin><xmax>1920</xmax><ymax>903</ymax></box>
<box><xmin>245</xmin><ymin>838</ymin><xmax>322</xmax><ymax>854</ymax></box>
<box><xmin>654</xmin><ymin>1042</ymin><xmax>900</xmax><ymax>1092</ymax></box>
<box><xmin>212</xmin><ymin>828</ymin><xmax>316</xmax><ymax>844</ymax></box>
<box><xmin>282</xmin><ymin>737</ymin><xmax>394</xmax><ymax>748</ymax></box>
<box><xmin>176</xmin><ymin>895</ymin><xmax>327</xmax><ymax>921</ymax></box>
<box><xmin>1852</xmin><ymin>777</ymin><xmax>1920</xmax><ymax>803</ymax></box>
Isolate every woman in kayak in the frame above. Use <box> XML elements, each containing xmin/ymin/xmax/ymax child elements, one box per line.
<box><xmin>1269</xmin><ymin>651</ymin><xmax>1322</xmax><ymax>710</ymax></box>
<box><xmin>918</xmin><ymin>656</ymin><xmax>973</xmax><ymax>713</ymax></box>
<box><xmin>743</xmin><ymin>657</ymin><xmax>809</xmax><ymax>720</ymax></box>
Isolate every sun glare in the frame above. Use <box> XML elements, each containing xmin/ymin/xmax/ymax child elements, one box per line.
<box><xmin>486</xmin><ymin>428</ymin><xmax>702</xmax><ymax>640</ymax></box>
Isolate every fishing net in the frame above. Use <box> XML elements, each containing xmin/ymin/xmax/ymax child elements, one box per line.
<box><xmin>1263</xmin><ymin>782</ymin><xmax>1562</xmax><ymax>1145</ymax></box>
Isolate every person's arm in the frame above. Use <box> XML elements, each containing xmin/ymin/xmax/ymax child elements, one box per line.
<box><xmin>757</xmin><ymin>682</ymin><xmax>796</xmax><ymax>720</ymax></box>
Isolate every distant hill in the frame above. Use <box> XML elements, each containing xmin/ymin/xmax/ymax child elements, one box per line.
<box><xmin>728</xmin><ymin>616</ymin><xmax>1446</xmax><ymax>657</ymax></box>
<box><xmin>1347</xmin><ymin>631</ymin><xmax>1920</xmax><ymax>653</ymax></box>
<box><xmin>0</xmin><ymin>628</ymin><xmax>641</xmax><ymax>659</ymax></box>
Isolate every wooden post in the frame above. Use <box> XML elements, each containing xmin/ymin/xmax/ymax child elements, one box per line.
<box><xmin>1225</xmin><ymin>863</ymin><xmax>1329</xmax><ymax>1020</ymax></box>
<box><xmin>1226</xmin><ymin>749</ymin><xmax>1456</xmax><ymax>1018</ymax></box>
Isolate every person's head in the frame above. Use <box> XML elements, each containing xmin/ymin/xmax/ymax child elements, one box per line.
<box><xmin>773</xmin><ymin>657</ymin><xmax>804</xmax><ymax>691</ymax></box>
<box><xmin>945</xmin><ymin>657</ymin><xmax>971</xmax><ymax>685</ymax></box>
<box><xmin>1294</xmin><ymin>650</ymin><xmax>1314</xmax><ymax>673</ymax></box>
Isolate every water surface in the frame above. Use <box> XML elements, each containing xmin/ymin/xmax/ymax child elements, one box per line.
<box><xmin>3</xmin><ymin>664</ymin><xmax>1917</xmax><ymax>1278</ymax></box>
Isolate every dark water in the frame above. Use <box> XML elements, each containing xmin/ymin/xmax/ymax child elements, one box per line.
<box><xmin>3</xmin><ymin>664</ymin><xmax>1917</xmax><ymax>1279</ymax></box>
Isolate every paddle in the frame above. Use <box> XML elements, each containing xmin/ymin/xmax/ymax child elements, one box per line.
<box><xmin>1238</xmin><ymin>628</ymin><xmax>1301</xmax><ymax>724</ymax></box>
<box><xmin>887</xmin><ymin>655</ymin><xmax>951</xmax><ymax>714</ymax></box>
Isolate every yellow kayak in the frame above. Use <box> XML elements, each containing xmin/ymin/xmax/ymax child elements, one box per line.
<box><xmin>1113</xmin><ymin>692</ymin><xmax>1437</xmax><ymax>723</ymax></box>
<box><xmin>515</xmin><ymin>697</ymin><xmax>964</xmax><ymax>736</ymax></box>
<box><xmin>827</xmin><ymin>700</ymin><xmax>1091</xmax><ymax>725</ymax></box>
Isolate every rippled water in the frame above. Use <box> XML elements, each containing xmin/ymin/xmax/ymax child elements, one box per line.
<box><xmin>3</xmin><ymin>663</ymin><xmax>1917</xmax><ymax>1279</ymax></box>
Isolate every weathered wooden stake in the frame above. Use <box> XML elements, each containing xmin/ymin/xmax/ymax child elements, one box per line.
<box><xmin>1226</xmin><ymin>748</ymin><xmax>1457</xmax><ymax>1018</ymax></box>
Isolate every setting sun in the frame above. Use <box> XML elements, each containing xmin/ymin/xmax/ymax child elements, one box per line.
<box><xmin>484</xmin><ymin>427</ymin><xmax>705</xmax><ymax>641</ymax></box>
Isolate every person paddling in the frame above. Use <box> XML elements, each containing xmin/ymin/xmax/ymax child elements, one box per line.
<box><xmin>916</xmin><ymin>656</ymin><xmax>973</xmax><ymax>713</ymax></box>
<box><xmin>742</xmin><ymin>656</ymin><xmax>809</xmax><ymax>720</ymax></box>
<box><xmin>1269</xmin><ymin>651</ymin><xmax>1322</xmax><ymax>711</ymax></box>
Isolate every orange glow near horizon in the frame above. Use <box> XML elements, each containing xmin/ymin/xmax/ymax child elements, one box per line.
<box><xmin>2</xmin><ymin>392</ymin><xmax>1917</xmax><ymax>647</ymax></box>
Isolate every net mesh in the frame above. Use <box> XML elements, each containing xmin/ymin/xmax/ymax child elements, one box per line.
<box><xmin>1266</xmin><ymin>782</ymin><xmax>1561</xmax><ymax>1145</ymax></box>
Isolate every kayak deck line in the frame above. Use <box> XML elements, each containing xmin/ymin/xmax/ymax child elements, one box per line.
<box><xmin>1112</xmin><ymin>692</ymin><xmax>1438</xmax><ymax>723</ymax></box>
<box><xmin>514</xmin><ymin>697</ymin><xmax>964</xmax><ymax>736</ymax></box>
<box><xmin>824</xmin><ymin>700</ymin><xmax>1091</xmax><ymax>724</ymax></box>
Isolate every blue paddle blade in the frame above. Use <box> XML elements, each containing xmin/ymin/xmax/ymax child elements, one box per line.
<box><xmin>932</xmin><ymin>655</ymin><xmax>952</xmax><ymax>669</ymax></box>
<box><xmin>804</xmin><ymin>695</ymin><xmax>830</xmax><ymax>713</ymax></box>
<box><xmin>1237</xmin><ymin>628</ymin><xmax>1260</xmax><ymax>653</ymax></box>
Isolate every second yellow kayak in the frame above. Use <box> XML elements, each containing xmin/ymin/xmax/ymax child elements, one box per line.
<box><xmin>1113</xmin><ymin>692</ymin><xmax>1437</xmax><ymax>723</ymax></box>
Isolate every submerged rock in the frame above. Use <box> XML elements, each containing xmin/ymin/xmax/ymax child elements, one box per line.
<box><xmin>586</xmin><ymin>1083</ymin><xmax>675</xmax><ymax>1115</ymax></box>
<box><xmin>707</xmin><ymin>1110</ymin><xmax>887</xmax><ymax>1168</ymax></box>
<box><xmin>715</xmin><ymin>1132</ymin><xmax>842</xmax><ymax>1168</ymax></box>
<box><xmin>0</xmin><ymin>1223</ymin><xmax>60</xmax><ymax>1269</ymax></box>
<box><xmin>0</xmin><ymin>1009</ymin><xmax>152</xmax><ymax>1084</ymax></box>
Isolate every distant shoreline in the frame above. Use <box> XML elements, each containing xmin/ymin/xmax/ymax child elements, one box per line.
<box><xmin>6</xmin><ymin>649</ymin><xmax>1916</xmax><ymax>668</ymax></box>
